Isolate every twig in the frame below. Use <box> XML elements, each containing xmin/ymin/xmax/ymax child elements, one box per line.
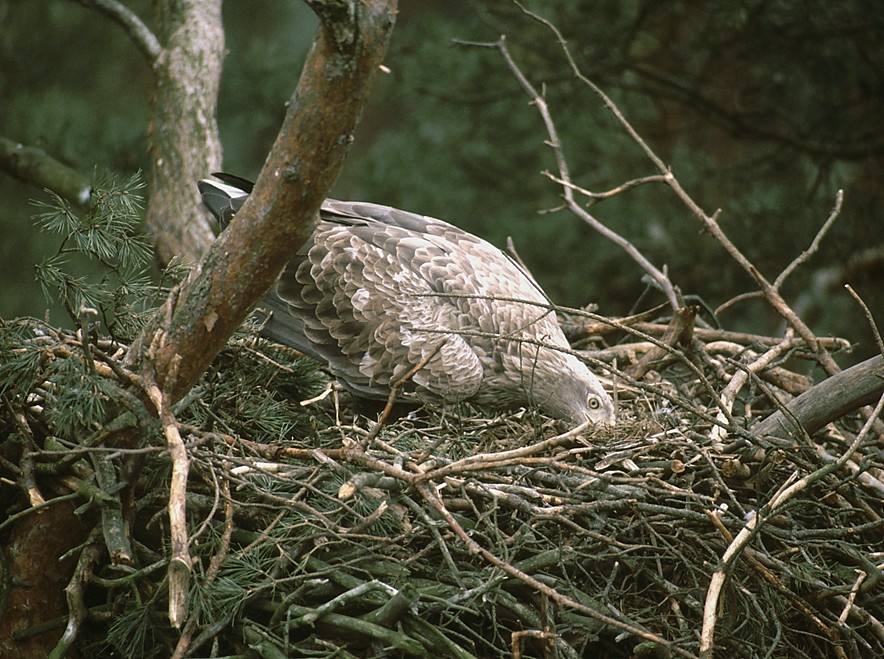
<box><xmin>48</xmin><ymin>528</ymin><xmax>104</xmax><ymax>659</ymax></box>
<box><xmin>506</xmin><ymin>236</ymin><xmax>533</xmax><ymax>277</ymax></box>
<box><xmin>512</xmin><ymin>3</ymin><xmax>667</xmax><ymax>174</ymax></box>
<box><xmin>145</xmin><ymin>377</ymin><xmax>192</xmax><ymax>629</ymax></box>
<box><xmin>630</xmin><ymin>323</ymin><xmax>848</xmax><ymax>350</ymax></box>
<box><xmin>7</xmin><ymin>405</ymin><xmax>46</xmax><ymax>506</ymax></box>
<box><xmin>514</xmin><ymin>2</ymin><xmax>842</xmax><ymax>376</ymax></box>
<box><xmin>709</xmin><ymin>335</ymin><xmax>795</xmax><ymax>446</ymax></box>
<box><xmin>0</xmin><ymin>492</ymin><xmax>80</xmax><ymax>534</ymax></box>
<box><xmin>282</xmin><ymin>604</ymin><xmax>424</xmax><ymax>654</ymax></box>
<box><xmin>512</xmin><ymin>629</ymin><xmax>556</xmax><ymax>659</ymax></box>
<box><xmin>838</xmin><ymin>570</ymin><xmax>868</xmax><ymax>626</ymax></box>
<box><xmin>172</xmin><ymin>481</ymin><xmax>236</xmax><ymax>659</ymax></box>
<box><xmin>845</xmin><ymin>284</ymin><xmax>884</xmax><ymax>357</ymax></box>
<box><xmin>415</xmin><ymin>419</ymin><xmax>591</xmax><ymax>482</ymax></box>
<box><xmin>626</xmin><ymin>306</ymin><xmax>697</xmax><ymax>380</ymax></box>
<box><xmin>774</xmin><ymin>190</ymin><xmax>844</xmax><ymax>289</ymax></box>
<box><xmin>290</xmin><ymin>581</ymin><xmax>400</xmax><ymax>626</ymax></box>
<box><xmin>713</xmin><ymin>290</ymin><xmax>763</xmax><ymax>316</ymax></box>
<box><xmin>365</xmin><ymin>345</ymin><xmax>441</xmax><ymax>443</ymax></box>
<box><xmin>542</xmin><ymin>170</ymin><xmax>668</xmax><ymax>204</ymax></box>
<box><xmin>815</xmin><ymin>443</ymin><xmax>884</xmax><ymax>499</ymax></box>
<box><xmin>699</xmin><ymin>209</ymin><xmax>841</xmax><ymax>375</ymax></box>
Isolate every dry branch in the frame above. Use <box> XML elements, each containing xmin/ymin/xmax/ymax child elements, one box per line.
<box><xmin>146</xmin><ymin>380</ymin><xmax>191</xmax><ymax>628</ymax></box>
<box><xmin>454</xmin><ymin>36</ymin><xmax>681</xmax><ymax>311</ymax></box>
<box><xmin>626</xmin><ymin>305</ymin><xmax>697</xmax><ymax>380</ymax></box>
<box><xmin>753</xmin><ymin>354</ymin><xmax>884</xmax><ymax>440</ymax></box>
<box><xmin>515</xmin><ymin>3</ymin><xmax>845</xmax><ymax>377</ymax></box>
<box><xmin>710</xmin><ymin>336</ymin><xmax>796</xmax><ymax>446</ymax></box>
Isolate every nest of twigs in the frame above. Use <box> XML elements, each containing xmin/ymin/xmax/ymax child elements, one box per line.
<box><xmin>1</xmin><ymin>314</ymin><xmax>882</xmax><ymax>659</ymax></box>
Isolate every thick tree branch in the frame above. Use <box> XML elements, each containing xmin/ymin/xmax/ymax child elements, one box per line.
<box><xmin>753</xmin><ymin>355</ymin><xmax>884</xmax><ymax>440</ymax></box>
<box><xmin>0</xmin><ymin>137</ymin><xmax>91</xmax><ymax>205</ymax></box>
<box><xmin>127</xmin><ymin>0</ymin><xmax>397</xmax><ymax>403</ymax></box>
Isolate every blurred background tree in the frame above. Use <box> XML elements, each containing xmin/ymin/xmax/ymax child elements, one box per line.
<box><xmin>1</xmin><ymin>0</ymin><xmax>881</xmax><ymax>359</ymax></box>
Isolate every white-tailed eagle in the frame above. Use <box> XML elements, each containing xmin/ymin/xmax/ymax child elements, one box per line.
<box><xmin>199</xmin><ymin>174</ymin><xmax>615</xmax><ymax>425</ymax></box>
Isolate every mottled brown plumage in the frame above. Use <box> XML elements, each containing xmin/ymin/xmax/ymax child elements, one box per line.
<box><xmin>199</xmin><ymin>175</ymin><xmax>615</xmax><ymax>425</ymax></box>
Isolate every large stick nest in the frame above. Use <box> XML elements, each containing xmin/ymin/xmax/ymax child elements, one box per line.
<box><xmin>1</xmin><ymin>313</ymin><xmax>881</xmax><ymax>659</ymax></box>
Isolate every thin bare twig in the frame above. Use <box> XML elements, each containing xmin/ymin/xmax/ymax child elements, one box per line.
<box><xmin>365</xmin><ymin>346</ymin><xmax>442</xmax><ymax>443</ymax></box>
<box><xmin>838</xmin><ymin>570</ymin><xmax>868</xmax><ymax>626</ymax></box>
<box><xmin>543</xmin><ymin>170</ymin><xmax>668</xmax><ymax>204</ymax></box>
<box><xmin>414</xmin><ymin>419</ymin><xmax>592</xmax><ymax>482</ymax></box>
<box><xmin>774</xmin><ymin>190</ymin><xmax>844</xmax><ymax>289</ymax></box>
<box><xmin>709</xmin><ymin>335</ymin><xmax>795</xmax><ymax>446</ymax></box>
<box><xmin>415</xmin><ymin>480</ymin><xmax>698</xmax><ymax>659</ymax></box>
<box><xmin>713</xmin><ymin>290</ymin><xmax>763</xmax><ymax>316</ymax></box>
<box><xmin>845</xmin><ymin>284</ymin><xmax>884</xmax><ymax>357</ymax></box>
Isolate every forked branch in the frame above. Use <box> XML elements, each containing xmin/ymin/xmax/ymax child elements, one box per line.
<box><xmin>454</xmin><ymin>37</ymin><xmax>680</xmax><ymax>311</ymax></box>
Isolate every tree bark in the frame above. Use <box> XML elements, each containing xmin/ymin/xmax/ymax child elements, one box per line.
<box><xmin>129</xmin><ymin>0</ymin><xmax>398</xmax><ymax>403</ymax></box>
<box><xmin>0</xmin><ymin>502</ymin><xmax>90</xmax><ymax>658</ymax></box>
<box><xmin>146</xmin><ymin>0</ymin><xmax>225</xmax><ymax>264</ymax></box>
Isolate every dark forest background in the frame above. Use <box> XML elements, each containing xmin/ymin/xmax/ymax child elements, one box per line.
<box><xmin>2</xmin><ymin>0</ymin><xmax>882</xmax><ymax>360</ymax></box>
